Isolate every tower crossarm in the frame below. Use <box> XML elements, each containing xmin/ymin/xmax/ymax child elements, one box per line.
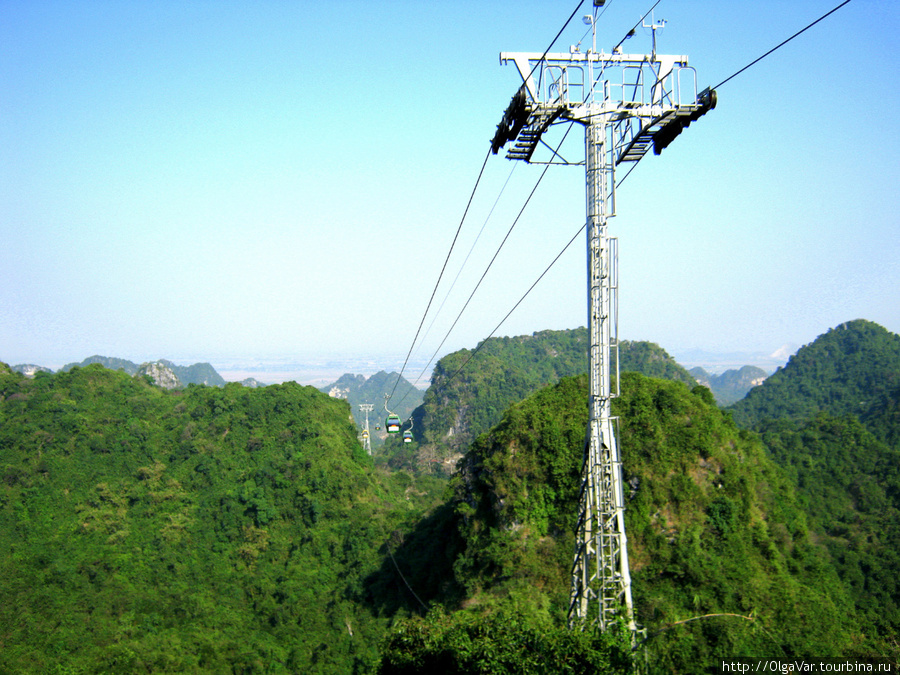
<box><xmin>494</xmin><ymin>50</ymin><xmax>712</xmax><ymax>164</ymax></box>
<box><xmin>614</xmin><ymin>87</ymin><xmax>717</xmax><ymax>163</ymax></box>
<box><xmin>499</xmin><ymin>51</ymin><xmax>689</xmax><ymax>106</ymax></box>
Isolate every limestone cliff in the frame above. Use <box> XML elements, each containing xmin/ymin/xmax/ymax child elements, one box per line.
<box><xmin>136</xmin><ymin>361</ymin><xmax>181</xmax><ymax>390</ymax></box>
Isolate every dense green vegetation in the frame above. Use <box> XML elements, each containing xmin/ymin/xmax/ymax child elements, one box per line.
<box><xmin>392</xmin><ymin>329</ymin><xmax>695</xmax><ymax>472</ymax></box>
<box><xmin>375</xmin><ymin>373</ymin><xmax>874</xmax><ymax>672</ymax></box>
<box><xmin>618</xmin><ymin>340</ymin><xmax>696</xmax><ymax>387</ymax></box>
<box><xmin>377</xmin><ymin>606</ymin><xmax>634</xmax><ymax>674</ymax></box>
<box><xmin>757</xmin><ymin>414</ymin><xmax>900</xmax><ymax>641</ymax></box>
<box><xmin>0</xmin><ymin>363</ymin><xmax>440</xmax><ymax>673</ymax></box>
<box><xmin>727</xmin><ymin>320</ymin><xmax>900</xmax><ymax>653</ymax></box>
<box><xmin>4</xmin><ymin>319</ymin><xmax>898</xmax><ymax>672</ymax></box>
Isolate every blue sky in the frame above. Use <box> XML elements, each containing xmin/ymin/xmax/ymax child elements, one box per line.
<box><xmin>2</xmin><ymin>0</ymin><xmax>897</xmax><ymax>381</ymax></box>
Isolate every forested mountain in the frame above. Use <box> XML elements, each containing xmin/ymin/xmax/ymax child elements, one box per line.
<box><xmin>726</xmin><ymin>319</ymin><xmax>900</xmax><ymax>651</ymax></box>
<box><xmin>757</xmin><ymin>413</ymin><xmax>900</xmax><ymax>643</ymax></box>
<box><xmin>0</xmin><ymin>362</ymin><xmax>441</xmax><ymax>673</ymax></box>
<box><xmin>372</xmin><ymin>374</ymin><xmax>877</xmax><ymax>672</ymax></box>
<box><xmin>4</xmin><ymin>319</ymin><xmax>899</xmax><ymax>672</ymax></box>
<box><xmin>689</xmin><ymin>364</ymin><xmax>768</xmax><ymax>405</ymax></box>
<box><xmin>618</xmin><ymin>339</ymin><xmax>696</xmax><ymax>386</ymax></box>
<box><xmin>388</xmin><ymin>328</ymin><xmax>695</xmax><ymax>471</ymax></box>
<box><xmin>729</xmin><ymin>319</ymin><xmax>900</xmax><ymax>440</ymax></box>
<box><xmin>11</xmin><ymin>364</ymin><xmax>52</xmax><ymax>377</ymax></box>
<box><xmin>164</xmin><ymin>359</ymin><xmax>227</xmax><ymax>387</ymax></box>
<box><xmin>61</xmin><ymin>355</ymin><xmax>141</xmax><ymax>375</ymax></box>
<box><xmin>58</xmin><ymin>355</ymin><xmax>227</xmax><ymax>387</ymax></box>
<box><xmin>320</xmin><ymin>371</ymin><xmax>423</xmax><ymax>446</ymax></box>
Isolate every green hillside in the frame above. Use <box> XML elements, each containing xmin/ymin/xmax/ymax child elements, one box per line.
<box><xmin>757</xmin><ymin>413</ymin><xmax>900</xmax><ymax>642</ymax></box>
<box><xmin>729</xmin><ymin>319</ymin><xmax>900</xmax><ymax>439</ymax></box>
<box><xmin>731</xmin><ymin>319</ymin><xmax>900</xmax><ymax>652</ymax></box>
<box><xmin>396</xmin><ymin>328</ymin><xmax>694</xmax><ymax>471</ymax></box>
<box><xmin>726</xmin><ymin>320</ymin><xmax>900</xmax><ymax>651</ymax></box>
<box><xmin>0</xmin><ymin>363</ymin><xmax>439</xmax><ymax>673</ymax></box>
<box><xmin>372</xmin><ymin>373</ymin><xmax>873</xmax><ymax>672</ymax></box>
<box><xmin>4</xmin><ymin>320</ymin><xmax>898</xmax><ymax>672</ymax></box>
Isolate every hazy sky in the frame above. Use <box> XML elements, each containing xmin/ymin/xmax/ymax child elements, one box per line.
<box><xmin>2</xmin><ymin>0</ymin><xmax>897</xmax><ymax>379</ymax></box>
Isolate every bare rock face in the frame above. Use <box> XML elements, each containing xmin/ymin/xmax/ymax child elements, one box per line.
<box><xmin>12</xmin><ymin>364</ymin><xmax>53</xmax><ymax>378</ymax></box>
<box><xmin>136</xmin><ymin>361</ymin><xmax>181</xmax><ymax>390</ymax></box>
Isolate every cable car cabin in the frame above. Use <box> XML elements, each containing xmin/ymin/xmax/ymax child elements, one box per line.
<box><xmin>385</xmin><ymin>415</ymin><xmax>401</xmax><ymax>434</ymax></box>
<box><xmin>361</xmin><ymin>430</ymin><xmax>369</xmax><ymax>439</ymax></box>
<box><xmin>403</xmin><ymin>430</ymin><xmax>413</xmax><ymax>443</ymax></box>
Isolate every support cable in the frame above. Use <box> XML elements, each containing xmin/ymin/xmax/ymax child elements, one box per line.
<box><xmin>386</xmin><ymin>149</ymin><xmax>491</xmax><ymax>403</ymax></box>
<box><xmin>616</xmin><ymin>161</ymin><xmax>639</xmax><ymax>188</ymax></box>
<box><xmin>441</xmin><ymin>221</ymin><xmax>585</xmax><ymax>388</ymax></box>
<box><xmin>612</xmin><ymin>0</ymin><xmax>662</xmax><ymax>54</ymax></box>
<box><xmin>386</xmin><ymin>0</ymin><xmax>588</xmax><ymax>405</ymax></box>
<box><xmin>415</xmin><ymin>163</ymin><xmax>518</xmax><ymax>356</ymax></box>
<box><xmin>531</xmin><ymin>0</ymin><xmax>588</xmax><ymax>87</ymax></box>
<box><xmin>393</xmin><ymin>124</ymin><xmax>575</xmax><ymax>406</ymax></box>
<box><xmin>388</xmin><ymin>545</ymin><xmax>428</xmax><ymax>612</ymax></box>
<box><xmin>573</xmin><ymin>0</ymin><xmax>612</xmax><ymax>52</ymax></box>
<box><xmin>712</xmin><ymin>0</ymin><xmax>853</xmax><ymax>91</ymax></box>
<box><xmin>615</xmin><ymin>0</ymin><xmax>853</xmax><ymax>194</ymax></box>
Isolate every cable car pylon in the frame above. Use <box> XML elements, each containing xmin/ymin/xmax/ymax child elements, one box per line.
<box><xmin>491</xmin><ymin>7</ymin><xmax>715</xmax><ymax>637</ymax></box>
<box><xmin>359</xmin><ymin>403</ymin><xmax>374</xmax><ymax>455</ymax></box>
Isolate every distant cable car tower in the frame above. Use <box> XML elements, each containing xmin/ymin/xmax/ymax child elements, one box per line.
<box><xmin>359</xmin><ymin>403</ymin><xmax>374</xmax><ymax>454</ymax></box>
<box><xmin>491</xmin><ymin>5</ymin><xmax>715</xmax><ymax>634</ymax></box>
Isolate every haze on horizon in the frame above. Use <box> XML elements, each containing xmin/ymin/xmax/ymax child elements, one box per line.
<box><xmin>3</xmin><ymin>1</ymin><xmax>897</xmax><ymax>378</ymax></box>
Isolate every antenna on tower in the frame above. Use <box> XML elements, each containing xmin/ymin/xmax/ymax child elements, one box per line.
<box><xmin>643</xmin><ymin>10</ymin><xmax>666</xmax><ymax>60</ymax></box>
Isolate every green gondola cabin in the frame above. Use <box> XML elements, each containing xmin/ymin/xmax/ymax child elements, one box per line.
<box><xmin>385</xmin><ymin>415</ymin><xmax>401</xmax><ymax>434</ymax></box>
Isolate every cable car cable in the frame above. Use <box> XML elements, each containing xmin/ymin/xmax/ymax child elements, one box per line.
<box><xmin>389</xmin><ymin>0</ymin><xmax>856</xmax><ymax>424</ymax></box>
<box><xmin>611</xmin><ymin>0</ymin><xmax>662</xmax><ymax>55</ymax></box>
<box><xmin>437</xmin><ymin>221</ymin><xmax>586</xmax><ymax>394</ymax></box>
<box><xmin>385</xmin><ymin>0</ymin><xmax>651</xmax><ymax>408</ymax></box>
<box><xmin>389</xmin><ymin>0</ymin><xmax>653</xmax><ymax>404</ymax></box>
<box><xmin>528</xmin><ymin>0</ymin><xmax>589</xmax><ymax>86</ymax></box>
<box><xmin>711</xmin><ymin>0</ymin><xmax>852</xmax><ymax>91</ymax></box>
<box><xmin>387</xmin><ymin>0</ymin><xmax>591</xmax><ymax>404</ymax></box>
<box><xmin>385</xmin><ymin>148</ymin><xmax>492</xmax><ymax>404</ymax></box>
<box><xmin>391</xmin><ymin>124</ymin><xmax>576</xmax><ymax>408</ymax></box>
<box><xmin>414</xmin><ymin>162</ymin><xmax>519</xmax><ymax>359</ymax></box>
<box><xmin>616</xmin><ymin>1</ymin><xmax>850</xmax><ymax>190</ymax></box>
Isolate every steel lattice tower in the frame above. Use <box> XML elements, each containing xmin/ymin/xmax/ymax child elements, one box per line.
<box><xmin>359</xmin><ymin>403</ymin><xmax>374</xmax><ymax>455</ymax></box>
<box><xmin>491</xmin><ymin>13</ymin><xmax>715</xmax><ymax>634</ymax></box>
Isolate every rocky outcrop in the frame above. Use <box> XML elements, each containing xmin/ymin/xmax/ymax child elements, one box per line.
<box><xmin>136</xmin><ymin>361</ymin><xmax>181</xmax><ymax>390</ymax></box>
